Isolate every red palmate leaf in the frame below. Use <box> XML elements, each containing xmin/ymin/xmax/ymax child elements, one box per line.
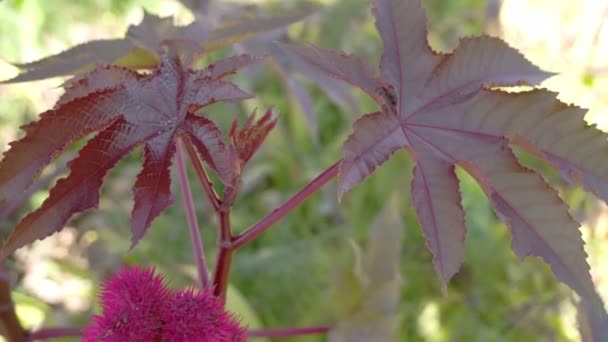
<box><xmin>126</xmin><ymin>11</ymin><xmax>204</xmax><ymax>54</ymax></box>
<box><xmin>57</xmin><ymin>64</ymin><xmax>143</xmax><ymax>106</ymax></box>
<box><xmin>1</xmin><ymin>39</ymin><xmax>136</xmax><ymax>84</ymax></box>
<box><xmin>279</xmin><ymin>43</ymin><xmax>383</xmax><ymax>104</ymax></box>
<box><xmin>268</xmin><ymin>41</ymin><xmax>359</xmax><ymax>142</ymax></box>
<box><xmin>280</xmin><ymin>50</ymin><xmax>360</xmax><ymax>119</ymax></box>
<box><xmin>205</xmin><ymin>10</ymin><xmax>313</xmax><ymax>50</ymax></box>
<box><xmin>182</xmin><ymin>1</ymin><xmax>337</xmax><ymax>144</ymax></box>
<box><xmin>282</xmin><ymin>0</ymin><xmax>608</xmax><ymax>337</ymax></box>
<box><xmin>130</xmin><ymin>131</ymin><xmax>176</xmax><ymax>247</ymax></box>
<box><xmin>0</xmin><ymin>53</ymin><xmax>259</xmax><ymax>257</ymax></box>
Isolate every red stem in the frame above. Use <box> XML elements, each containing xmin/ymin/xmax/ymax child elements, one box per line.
<box><xmin>0</xmin><ymin>266</ymin><xmax>24</xmax><ymax>342</ymax></box>
<box><xmin>231</xmin><ymin>160</ymin><xmax>341</xmax><ymax>249</ymax></box>
<box><xmin>247</xmin><ymin>325</ymin><xmax>331</xmax><ymax>338</ymax></box>
<box><xmin>180</xmin><ymin>136</ymin><xmax>234</xmax><ymax>298</ymax></box>
<box><xmin>25</xmin><ymin>327</ymin><xmax>81</xmax><ymax>341</ymax></box>
<box><xmin>181</xmin><ymin>135</ymin><xmax>221</xmax><ymax>211</ymax></box>
<box><xmin>176</xmin><ymin>139</ymin><xmax>210</xmax><ymax>289</ymax></box>
<box><xmin>212</xmin><ymin>210</ymin><xmax>233</xmax><ymax>300</ymax></box>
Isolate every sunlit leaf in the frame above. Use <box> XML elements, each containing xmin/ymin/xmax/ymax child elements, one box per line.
<box><xmin>0</xmin><ymin>54</ymin><xmax>258</xmax><ymax>257</ymax></box>
<box><xmin>1</xmin><ymin>40</ymin><xmax>134</xmax><ymax>83</ymax></box>
<box><xmin>284</xmin><ymin>0</ymin><xmax>608</xmax><ymax>336</ymax></box>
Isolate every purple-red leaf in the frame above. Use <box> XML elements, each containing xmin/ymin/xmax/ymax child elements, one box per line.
<box><xmin>190</xmin><ymin>80</ymin><xmax>253</xmax><ymax>113</ymax></box>
<box><xmin>126</xmin><ymin>11</ymin><xmax>210</xmax><ymax>58</ymax></box>
<box><xmin>0</xmin><ymin>90</ymin><xmax>129</xmax><ymax>209</ymax></box>
<box><xmin>205</xmin><ymin>10</ymin><xmax>313</xmax><ymax>50</ymax></box>
<box><xmin>339</xmin><ymin>111</ymin><xmax>405</xmax><ymax>199</ymax></box>
<box><xmin>126</xmin><ymin>12</ymin><xmax>184</xmax><ymax>53</ymax></box>
<box><xmin>130</xmin><ymin>131</ymin><xmax>176</xmax><ymax>247</ymax></box>
<box><xmin>289</xmin><ymin>61</ymin><xmax>360</xmax><ymax>118</ymax></box>
<box><xmin>1</xmin><ymin>118</ymin><xmax>154</xmax><ymax>259</ymax></box>
<box><xmin>0</xmin><ymin>53</ymin><xmax>256</xmax><ymax>256</ymax></box>
<box><xmin>372</xmin><ymin>0</ymin><xmax>440</xmax><ymax>105</ymax></box>
<box><xmin>1</xmin><ymin>39</ymin><xmax>134</xmax><ymax>84</ymax></box>
<box><xmin>239</xmin><ymin>27</ymin><xmax>360</xmax><ymax>143</ymax></box>
<box><xmin>57</xmin><ymin>65</ymin><xmax>143</xmax><ymax>106</ymax></box>
<box><xmin>194</xmin><ymin>54</ymin><xmax>262</xmax><ymax>81</ymax></box>
<box><xmin>270</xmin><ymin>42</ymin><xmax>359</xmax><ymax>141</ymax></box>
<box><xmin>1</xmin><ymin>6</ymin><xmax>287</xmax><ymax>84</ymax></box>
<box><xmin>279</xmin><ymin>43</ymin><xmax>383</xmax><ymax>103</ymax></box>
<box><xmin>292</xmin><ymin>0</ymin><xmax>608</xmax><ymax>330</ymax></box>
<box><xmin>283</xmin><ymin>74</ymin><xmax>318</xmax><ymax>143</ymax></box>
<box><xmin>410</xmin><ymin>134</ymin><xmax>465</xmax><ymax>291</ymax></box>
<box><xmin>181</xmin><ymin>114</ymin><xmax>237</xmax><ymax>187</ymax></box>
<box><xmin>457</xmin><ymin>139</ymin><xmax>592</xmax><ymax>294</ymax></box>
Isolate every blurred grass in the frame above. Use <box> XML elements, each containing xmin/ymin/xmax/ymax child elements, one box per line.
<box><xmin>0</xmin><ymin>0</ymin><xmax>606</xmax><ymax>341</ymax></box>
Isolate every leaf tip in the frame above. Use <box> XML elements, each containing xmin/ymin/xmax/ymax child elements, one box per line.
<box><xmin>128</xmin><ymin>236</ymin><xmax>141</xmax><ymax>252</ymax></box>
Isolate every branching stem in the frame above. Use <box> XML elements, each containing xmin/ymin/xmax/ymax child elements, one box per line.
<box><xmin>181</xmin><ymin>135</ymin><xmax>221</xmax><ymax>211</ymax></box>
<box><xmin>232</xmin><ymin>160</ymin><xmax>341</xmax><ymax>249</ymax></box>
<box><xmin>212</xmin><ymin>210</ymin><xmax>233</xmax><ymax>300</ymax></box>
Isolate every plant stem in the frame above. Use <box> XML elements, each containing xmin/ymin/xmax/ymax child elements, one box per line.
<box><xmin>212</xmin><ymin>210</ymin><xmax>233</xmax><ymax>300</ymax></box>
<box><xmin>25</xmin><ymin>327</ymin><xmax>81</xmax><ymax>341</ymax></box>
<box><xmin>247</xmin><ymin>325</ymin><xmax>331</xmax><ymax>338</ymax></box>
<box><xmin>176</xmin><ymin>139</ymin><xmax>210</xmax><ymax>289</ymax></box>
<box><xmin>0</xmin><ymin>266</ymin><xmax>24</xmax><ymax>342</ymax></box>
<box><xmin>181</xmin><ymin>135</ymin><xmax>221</xmax><ymax>211</ymax></box>
<box><xmin>232</xmin><ymin>160</ymin><xmax>341</xmax><ymax>249</ymax></box>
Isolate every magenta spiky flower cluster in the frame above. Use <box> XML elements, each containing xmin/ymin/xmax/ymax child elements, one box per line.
<box><xmin>161</xmin><ymin>289</ymin><xmax>247</xmax><ymax>341</ymax></box>
<box><xmin>82</xmin><ymin>267</ymin><xmax>246</xmax><ymax>342</ymax></box>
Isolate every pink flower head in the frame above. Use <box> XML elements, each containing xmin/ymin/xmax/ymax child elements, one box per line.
<box><xmin>160</xmin><ymin>288</ymin><xmax>247</xmax><ymax>342</ymax></box>
<box><xmin>83</xmin><ymin>266</ymin><xmax>170</xmax><ymax>341</ymax></box>
<box><xmin>84</xmin><ymin>266</ymin><xmax>247</xmax><ymax>341</ymax></box>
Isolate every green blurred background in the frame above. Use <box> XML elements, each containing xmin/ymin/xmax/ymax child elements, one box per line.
<box><xmin>0</xmin><ymin>0</ymin><xmax>607</xmax><ymax>341</ymax></box>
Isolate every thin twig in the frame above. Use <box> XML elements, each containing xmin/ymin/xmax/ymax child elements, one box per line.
<box><xmin>25</xmin><ymin>327</ymin><xmax>81</xmax><ymax>341</ymax></box>
<box><xmin>176</xmin><ymin>138</ymin><xmax>210</xmax><ymax>289</ymax></box>
<box><xmin>247</xmin><ymin>325</ymin><xmax>331</xmax><ymax>338</ymax></box>
<box><xmin>181</xmin><ymin>135</ymin><xmax>221</xmax><ymax>211</ymax></box>
<box><xmin>232</xmin><ymin>160</ymin><xmax>341</xmax><ymax>249</ymax></box>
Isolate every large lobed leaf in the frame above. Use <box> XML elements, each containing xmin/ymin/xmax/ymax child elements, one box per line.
<box><xmin>0</xmin><ymin>53</ymin><xmax>259</xmax><ymax>257</ymax></box>
<box><xmin>183</xmin><ymin>0</ymin><xmax>339</xmax><ymax>145</ymax></box>
<box><xmin>1</xmin><ymin>6</ymin><xmax>311</xmax><ymax>84</ymax></box>
<box><xmin>240</xmin><ymin>34</ymin><xmax>360</xmax><ymax>144</ymax></box>
<box><xmin>282</xmin><ymin>0</ymin><xmax>608</xmax><ymax>337</ymax></box>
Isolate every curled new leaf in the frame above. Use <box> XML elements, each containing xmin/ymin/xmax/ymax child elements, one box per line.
<box><xmin>230</xmin><ymin>108</ymin><xmax>278</xmax><ymax>166</ymax></box>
